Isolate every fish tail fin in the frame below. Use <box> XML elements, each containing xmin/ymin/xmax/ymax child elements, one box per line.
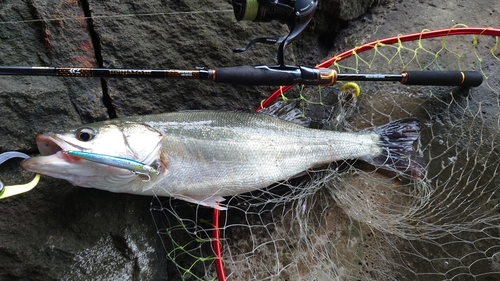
<box><xmin>363</xmin><ymin>118</ymin><xmax>425</xmax><ymax>178</ymax></box>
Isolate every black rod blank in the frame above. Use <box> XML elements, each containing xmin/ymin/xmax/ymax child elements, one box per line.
<box><xmin>0</xmin><ymin>66</ymin><xmax>214</xmax><ymax>79</ymax></box>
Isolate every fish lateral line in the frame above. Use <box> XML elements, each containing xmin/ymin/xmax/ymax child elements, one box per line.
<box><xmin>64</xmin><ymin>150</ymin><xmax>159</xmax><ymax>176</ymax></box>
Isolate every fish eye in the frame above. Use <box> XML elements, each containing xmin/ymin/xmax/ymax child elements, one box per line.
<box><xmin>76</xmin><ymin>127</ymin><xmax>95</xmax><ymax>142</ymax></box>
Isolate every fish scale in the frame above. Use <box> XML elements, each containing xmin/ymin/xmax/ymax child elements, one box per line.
<box><xmin>131</xmin><ymin>112</ymin><xmax>378</xmax><ymax>193</ymax></box>
<box><xmin>21</xmin><ymin>111</ymin><xmax>423</xmax><ymax>210</ymax></box>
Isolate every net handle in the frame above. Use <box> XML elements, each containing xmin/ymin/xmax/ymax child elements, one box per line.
<box><xmin>212</xmin><ymin>205</ymin><xmax>227</xmax><ymax>281</ymax></box>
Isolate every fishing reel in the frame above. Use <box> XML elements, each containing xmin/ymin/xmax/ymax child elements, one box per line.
<box><xmin>232</xmin><ymin>0</ymin><xmax>318</xmax><ymax>67</ymax></box>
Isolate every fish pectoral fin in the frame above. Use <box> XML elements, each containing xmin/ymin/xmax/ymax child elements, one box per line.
<box><xmin>177</xmin><ymin>194</ymin><xmax>228</xmax><ymax>211</ymax></box>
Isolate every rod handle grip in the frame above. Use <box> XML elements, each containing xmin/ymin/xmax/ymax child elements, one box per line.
<box><xmin>214</xmin><ymin>66</ymin><xmax>337</xmax><ymax>86</ymax></box>
<box><xmin>214</xmin><ymin>66</ymin><xmax>296</xmax><ymax>86</ymax></box>
<box><xmin>402</xmin><ymin>71</ymin><xmax>483</xmax><ymax>87</ymax></box>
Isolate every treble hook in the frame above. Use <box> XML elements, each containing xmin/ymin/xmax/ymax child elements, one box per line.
<box><xmin>0</xmin><ymin>151</ymin><xmax>40</xmax><ymax>199</ymax></box>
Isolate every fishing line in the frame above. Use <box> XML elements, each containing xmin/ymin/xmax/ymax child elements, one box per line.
<box><xmin>0</xmin><ymin>9</ymin><xmax>233</xmax><ymax>25</ymax></box>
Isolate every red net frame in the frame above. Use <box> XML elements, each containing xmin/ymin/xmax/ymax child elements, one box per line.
<box><xmin>212</xmin><ymin>26</ymin><xmax>500</xmax><ymax>281</ymax></box>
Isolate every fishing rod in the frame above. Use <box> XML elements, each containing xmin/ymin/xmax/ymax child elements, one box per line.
<box><xmin>0</xmin><ymin>65</ymin><xmax>484</xmax><ymax>87</ymax></box>
<box><xmin>0</xmin><ymin>1</ymin><xmax>485</xmax><ymax>199</ymax></box>
<box><xmin>0</xmin><ymin>0</ymin><xmax>484</xmax><ymax>88</ymax></box>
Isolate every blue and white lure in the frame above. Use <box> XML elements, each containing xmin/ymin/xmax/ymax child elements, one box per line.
<box><xmin>64</xmin><ymin>151</ymin><xmax>159</xmax><ymax>180</ymax></box>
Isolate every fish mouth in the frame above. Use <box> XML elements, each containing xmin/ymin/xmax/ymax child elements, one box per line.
<box><xmin>20</xmin><ymin>134</ymin><xmax>147</xmax><ymax>189</ymax></box>
<box><xmin>35</xmin><ymin>134</ymin><xmax>74</xmax><ymax>156</ymax></box>
<box><xmin>20</xmin><ymin>134</ymin><xmax>95</xmax><ymax>182</ymax></box>
<box><xmin>21</xmin><ymin>131</ymin><xmax>162</xmax><ymax>191</ymax></box>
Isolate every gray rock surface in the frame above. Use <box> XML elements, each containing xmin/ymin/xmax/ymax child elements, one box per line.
<box><xmin>0</xmin><ymin>1</ymin><xmax>106</xmax><ymax>152</ymax></box>
<box><xmin>0</xmin><ymin>1</ymin><xmax>289</xmax><ymax>280</ymax></box>
<box><xmin>332</xmin><ymin>0</ymin><xmax>376</xmax><ymax>21</ymax></box>
<box><xmin>0</xmin><ymin>0</ymin><xmax>497</xmax><ymax>280</ymax></box>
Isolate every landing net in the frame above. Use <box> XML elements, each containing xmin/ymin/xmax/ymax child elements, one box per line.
<box><xmin>153</xmin><ymin>26</ymin><xmax>500</xmax><ymax>280</ymax></box>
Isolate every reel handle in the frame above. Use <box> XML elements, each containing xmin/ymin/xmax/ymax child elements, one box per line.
<box><xmin>232</xmin><ymin>0</ymin><xmax>318</xmax><ymax>66</ymax></box>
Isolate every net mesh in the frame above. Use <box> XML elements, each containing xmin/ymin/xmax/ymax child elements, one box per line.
<box><xmin>153</xmin><ymin>26</ymin><xmax>500</xmax><ymax>280</ymax></box>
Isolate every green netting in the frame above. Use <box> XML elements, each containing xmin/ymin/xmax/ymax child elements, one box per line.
<box><xmin>154</xmin><ymin>27</ymin><xmax>500</xmax><ymax>280</ymax></box>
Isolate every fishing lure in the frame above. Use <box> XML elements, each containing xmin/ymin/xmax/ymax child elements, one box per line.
<box><xmin>64</xmin><ymin>150</ymin><xmax>159</xmax><ymax>175</ymax></box>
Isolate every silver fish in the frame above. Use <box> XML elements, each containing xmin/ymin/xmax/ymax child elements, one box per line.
<box><xmin>21</xmin><ymin>111</ymin><xmax>424</xmax><ymax>210</ymax></box>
